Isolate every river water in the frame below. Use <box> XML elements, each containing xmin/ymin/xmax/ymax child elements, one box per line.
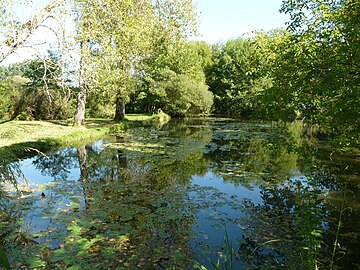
<box><xmin>1</xmin><ymin>118</ymin><xmax>359</xmax><ymax>269</ymax></box>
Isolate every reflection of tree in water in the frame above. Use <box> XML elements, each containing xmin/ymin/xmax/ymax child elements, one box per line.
<box><xmin>44</xmin><ymin>124</ymin><xmax>212</xmax><ymax>269</ymax></box>
<box><xmin>115</xmin><ymin>136</ymin><xmax>128</xmax><ymax>181</ymax></box>
<box><xmin>204</xmin><ymin>121</ymin><xmax>304</xmax><ymax>187</ymax></box>
<box><xmin>296</xmin><ymin>140</ymin><xmax>360</xmax><ymax>268</ymax></box>
<box><xmin>313</xmin><ymin>172</ymin><xmax>360</xmax><ymax>270</ymax></box>
<box><xmin>32</xmin><ymin>148</ymin><xmax>79</xmax><ymax>181</ymax></box>
<box><xmin>201</xmin><ymin>116</ymin><xmax>360</xmax><ymax>270</ymax></box>
<box><xmin>0</xmin><ymin>148</ymin><xmax>29</xmax><ymax>193</ymax></box>
<box><xmin>238</xmin><ymin>179</ymin><xmax>325</xmax><ymax>269</ymax></box>
<box><xmin>237</xmin><ymin>174</ymin><xmax>360</xmax><ymax>269</ymax></box>
<box><xmin>311</xmin><ymin>149</ymin><xmax>360</xmax><ymax>190</ymax></box>
<box><xmin>0</xmin><ymin>169</ymin><xmax>44</xmax><ymax>269</ymax></box>
<box><xmin>0</xmin><ymin>161</ymin><xmax>26</xmax><ymax>191</ymax></box>
<box><xmin>2</xmin><ymin>119</ymin><xmax>358</xmax><ymax>269</ymax></box>
<box><xmin>0</xmin><ymin>153</ymin><xmax>38</xmax><ymax>261</ymax></box>
<box><xmin>76</xmin><ymin>145</ymin><xmax>92</xmax><ymax>209</ymax></box>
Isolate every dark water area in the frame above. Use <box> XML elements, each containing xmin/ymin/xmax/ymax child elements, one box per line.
<box><xmin>1</xmin><ymin>118</ymin><xmax>359</xmax><ymax>269</ymax></box>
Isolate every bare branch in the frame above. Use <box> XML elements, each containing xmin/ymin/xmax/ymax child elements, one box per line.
<box><xmin>0</xmin><ymin>0</ymin><xmax>65</xmax><ymax>63</ymax></box>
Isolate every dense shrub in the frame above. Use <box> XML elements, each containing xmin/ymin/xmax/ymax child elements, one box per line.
<box><xmin>149</xmin><ymin>69</ymin><xmax>213</xmax><ymax>117</ymax></box>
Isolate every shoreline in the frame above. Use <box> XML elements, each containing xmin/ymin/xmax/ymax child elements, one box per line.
<box><xmin>0</xmin><ymin>113</ymin><xmax>170</xmax><ymax>160</ymax></box>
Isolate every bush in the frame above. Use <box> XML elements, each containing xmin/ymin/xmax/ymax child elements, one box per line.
<box><xmin>12</xmin><ymin>86</ymin><xmax>73</xmax><ymax>120</ymax></box>
<box><xmin>150</xmin><ymin>69</ymin><xmax>213</xmax><ymax>117</ymax></box>
<box><xmin>0</xmin><ymin>76</ymin><xmax>26</xmax><ymax>119</ymax></box>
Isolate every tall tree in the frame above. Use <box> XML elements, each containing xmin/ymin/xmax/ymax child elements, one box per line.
<box><xmin>73</xmin><ymin>0</ymin><xmax>199</xmax><ymax>123</ymax></box>
<box><xmin>206</xmin><ymin>37</ymin><xmax>273</xmax><ymax>117</ymax></box>
<box><xmin>76</xmin><ymin>0</ymin><xmax>156</xmax><ymax>123</ymax></box>
<box><xmin>132</xmin><ymin>1</ymin><xmax>205</xmax><ymax>116</ymax></box>
<box><xmin>277</xmin><ymin>0</ymin><xmax>360</xmax><ymax>147</ymax></box>
<box><xmin>140</xmin><ymin>40</ymin><xmax>213</xmax><ymax>116</ymax></box>
<box><xmin>73</xmin><ymin>39</ymin><xmax>90</xmax><ymax>126</ymax></box>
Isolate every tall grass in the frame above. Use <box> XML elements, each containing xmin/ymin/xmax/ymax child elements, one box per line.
<box><xmin>194</xmin><ymin>229</ymin><xmax>236</xmax><ymax>270</ymax></box>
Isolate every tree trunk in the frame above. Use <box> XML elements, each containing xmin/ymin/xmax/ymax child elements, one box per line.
<box><xmin>0</xmin><ymin>0</ymin><xmax>64</xmax><ymax>63</ymax></box>
<box><xmin>74</xmin><ymin>90</ymin><xmax>86</xmax><ymax>126</ymax></box>
<box><xmin>114</xmin><ymin>89</ymin><xmax>126</xmax><ymax>122</ymax></box>
<box><xmin>116</xmin><ymin>136</ymin><xmax>127</xmax><ymax>181</ymax></box>
<box><xmin>74</xmin><ymin>40</ymin><xmax>89</xmax><ymax>126</ymax></box>
<box><xmin>77</xmin><ymin>145</ymin><xmax>91</xmax><ymax>209</ymax></box>
<box><xmin>77</xmin><ymin>146</ymin><xmax>88</xmax><ymax>181</ymax></box>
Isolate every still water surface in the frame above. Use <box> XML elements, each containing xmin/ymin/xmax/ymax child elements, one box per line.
<box><xmin>1</xmin><ymin>118</ymin><xmax>359</xmax><ymax>269</ymax></box>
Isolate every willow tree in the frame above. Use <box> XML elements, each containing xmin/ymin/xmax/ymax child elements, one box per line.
<box><xmin>137</xmin><ymin>0</ymin><xmax>202</xmax><ymax>116</ymax></box>
<box><xmin>139</xmin><ymin>40</ymin><xmax>213</xmax><ymax>116</ymax></box>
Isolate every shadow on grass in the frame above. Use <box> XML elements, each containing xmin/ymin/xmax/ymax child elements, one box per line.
<box><xmin>84</xmin><ymin>118</ymin><xmax>115</xmax><ymax>128</ymax></box>
<box><xmin>0</xmin><ymin>139</ymin><xmax>59</xmax><ymax>163</ymax></box>
<box><xmin>46</xmin><ymin>118</ymin><xmax>116</xmax><ymax>128</ymax></box>
<box><xmin>45</xmin><ymin>119</ymin><xmax>73</xmax><ymax>127</ymax></box>
<box><xmin>0</xmin><ymin>119</ymin><xmax>12</xmax><ymax>125</ymax></box>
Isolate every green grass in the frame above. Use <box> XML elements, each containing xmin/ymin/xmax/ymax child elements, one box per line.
<box><xmin>0</xmin><ymin>120</ymin><xmax>104</xmax><ymax>148</ymax></box>
<box><xmin>0</xmin><ymin>113</ymin><xmax>170</xmax><ymax>159</ymax></box>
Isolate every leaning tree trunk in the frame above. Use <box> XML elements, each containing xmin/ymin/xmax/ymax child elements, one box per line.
<box><xmin>74</xmin><ymin>40</ymin><xmax>89</xmax><ymax>126</ymax></box>
<box><xmin>114</xmin><ymin>89</ymin><xmax>126</xmax><ymax>122</ymax></box>
<box><xmin>0</xmin><ymin>0</ymin><xmax>64</xmax><ymax>63</ymax></box>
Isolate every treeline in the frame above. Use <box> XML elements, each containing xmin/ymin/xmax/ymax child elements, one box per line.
<box><xmin>0</xmin><ymin>0</ymin><xmax>358</xmax><ymax>147</ymax></box>
<box><xmin>208</xmin><ymin>0</ymin><xmax>359</xmax><ymax>148</ymax></box>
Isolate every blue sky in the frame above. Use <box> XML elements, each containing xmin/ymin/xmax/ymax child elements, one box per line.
<box><xmin>1</xmin><ymin>0</ymin><xmax>289</xmax><ymax>65</ymax></box>
<box><xmin>194</xmin><ymin>0</ymin><xmax>289</xmax><ymax>43</ymax></box>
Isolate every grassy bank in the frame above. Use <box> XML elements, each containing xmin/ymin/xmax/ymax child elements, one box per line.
<box><xmin>0</xmin><ymin>113</ymin><xmax>170</xmax><ymax>159</ymax></box>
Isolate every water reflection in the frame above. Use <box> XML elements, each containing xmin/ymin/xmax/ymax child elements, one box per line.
<box><xmin>0</xmin><ymin>119</ymin><xmax>359</xmax><ymax>269</ymax></box>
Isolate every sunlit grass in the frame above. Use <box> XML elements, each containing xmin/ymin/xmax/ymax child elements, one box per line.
<box><xmin>0</xmin><ymin>120</ymin><xmax>104</xmax><ymax>148</ymax></box>
<box><xmin>124</xmin><ymin>113</ymin><xmax>154</xmax><ymax>121</ymax></box>
<box><xmin>0</xmin><ymin>114</ymin><xmax>168</xmax><ymax>149</ymax></box>
<box><xmin>0</xmin><ymin>120</ymin><xmax>79</xmax><ymax>148</ymax></box>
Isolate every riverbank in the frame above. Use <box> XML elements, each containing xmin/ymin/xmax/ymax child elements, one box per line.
<box><xmin>0</xmin><ymin>113</ymin><xmax>170</xmax><ymax>159</ymax></box>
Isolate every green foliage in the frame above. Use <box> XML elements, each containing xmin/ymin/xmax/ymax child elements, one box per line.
<box><xmin>86</xmin><ymin>90</ymin><xmax>116</xmax><ymax>118</ymax></box>
<box><xmin>149</xmin><ymin>68</ymin><xmax>213</xmax><ymax>116</ymax></box>
<box><xmin>147</xmin><ymin>0</ymin><xmax>199</xmax><ymax>74</ymax></box>
<box><xmin>80</xmin><ymin>0</ymin><xmax>154</xmax><ymax>88</ymax></box>
<box><xmin>0</xmin><ymin>0</ymin><xmax>34</xmax><ymax>39</ymax></box>
<box><xmin>270</xmin><ymin>0</ymin><xmax>360</xmax><ymax>148</ymax></box>
<box><xmin>0</xmin><ymin>53</ymin><xmax>73</xmax><ymax>121</ymax></box>
<box><xmin>201</xmin><ymin>0</ymin><xmax>359</xmax><ymax>148</ymax></box>
<box><xmin>254</xmin><ymin>30</ymin><xmax>299</xmax><ymax>121</ymax></box>
<box><xmin>78</xmin><ymin>0</ymin><xmax>199</xmax><ymax>120</ymax></box>
<box><xmin>206</xmin><ymin>37</ymin><xmax>273</xmax><ymax>117</ymax></box>
<box><xmin>0</xmin><ymin>75</ymin><xmax>26</xmax><ymax>119</ymax></box>
<box><xmin>133</xmin><ymin>40</ymin><xmax>213</xmax><ymax>116</ymax></box>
